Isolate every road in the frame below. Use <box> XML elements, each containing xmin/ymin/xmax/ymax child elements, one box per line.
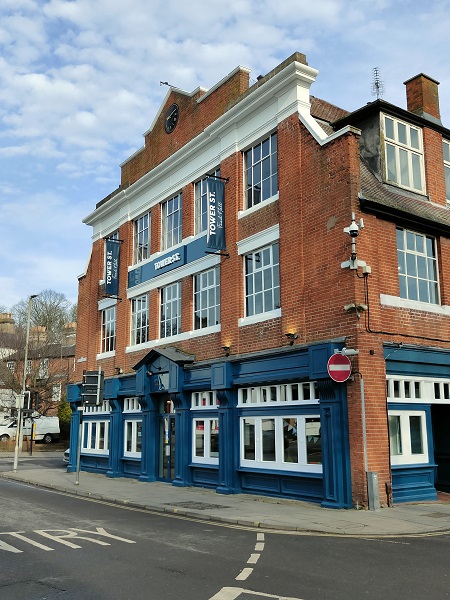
<box><xmin>0</xmin><ymin>455</ymin><xmax>449</xmax><ymax>599</ymax></box>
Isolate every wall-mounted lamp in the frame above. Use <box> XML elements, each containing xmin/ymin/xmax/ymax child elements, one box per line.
<box><xmin>115</xmin><ymin>367</ymin><xmax>123</xmax><ymax>375</ymax></box>
<box><xmin>285</xmin><ymin>332</ymin><xmax>299</xmax><ymax>346</ymax></box>
<box><xmin>222</xmin><ymin>346</ymin><xmax>231</xmax><ymax>356</ymax></box>
<box><xmin>344</xmin><ymin>302</ymin><xmax>368</xmax><ymax>319</ymax></box>
<box><xmin>146</xmin><ymin>370</ymin><xmax>153</xmax><ymax>377</ymax></box>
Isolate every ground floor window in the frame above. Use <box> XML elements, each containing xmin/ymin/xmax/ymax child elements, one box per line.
<box><xmin>82</xmin><ymin>420</ymin><xmax>109</xmax><ymax>454</ymax></box>
<box><xmin>240</xmin><ymin>415</ymin><xmax>321</xmax><ymax>472</ymax></box>
<box><xmin>124</xmin><ymin>420</ymin><xmax>142</xmax><ymax>457</ymax></box>
<box><xmin>388</xmin><ymin>410</ymin><xmax>428</xmax><ymax>465</ymax></box>
<box><xmin>192</xmin><ymin>418</ymin><xmax>219</xmax><ymax>464</ymax></box>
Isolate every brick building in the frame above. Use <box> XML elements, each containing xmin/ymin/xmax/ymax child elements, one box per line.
<box><xmin>67</xmin><ymin>52</ymin><xmax>450</xmax><ymax>508</ymax></box>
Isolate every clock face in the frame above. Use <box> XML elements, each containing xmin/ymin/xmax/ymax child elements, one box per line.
<box><xmin>164</xmin><ymin>103</ymin><xmax>179</xmax><ymax>134</ymax></box>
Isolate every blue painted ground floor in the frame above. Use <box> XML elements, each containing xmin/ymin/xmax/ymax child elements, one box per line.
<box><xmin>66</xmin><ymin>341</ymin><xmax>450</xmax><ymax>508</ymax></box>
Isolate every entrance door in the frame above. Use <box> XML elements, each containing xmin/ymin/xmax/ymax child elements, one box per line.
<box><xmin>159</xmin><ymin>412</ymin><xmax>176</xmax><ymax>481</ymax></box>
<box><xmin>431</xmin><ymin>405</ymin><xmax>450</xmax><ymax>492</ymax></box>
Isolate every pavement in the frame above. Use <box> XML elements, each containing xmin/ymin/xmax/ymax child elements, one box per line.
<box><xmin>2</xmin><ymin>452</ymin><xmax>450</xmax><ymax>537</ymax></box>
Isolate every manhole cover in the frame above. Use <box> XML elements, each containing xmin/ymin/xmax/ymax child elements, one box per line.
<box><xmin>165</xmin><ymin>501</ymin><xmax>231</xmax><ymax>510</ymax></box>
<box><xmin>421</xmin><ymin>512</ymin><xmax>450</xmax><ymax>518</ymax></box>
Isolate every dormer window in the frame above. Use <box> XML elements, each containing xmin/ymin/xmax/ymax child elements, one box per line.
<box><xmin>383</xmin><ymin>115</ymin><xmax>424</xmax><ymax>193</ymax></box>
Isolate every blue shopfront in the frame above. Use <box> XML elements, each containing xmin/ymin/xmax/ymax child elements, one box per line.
<box><xmin>66</xmin><ymin>341</ymin><xmax>353</xmax><ymax>508</ymax></box>
<box><xmin>386</xmin><ymin>344</ymin><xmax>450</xmax><ymax>503</ymax></box>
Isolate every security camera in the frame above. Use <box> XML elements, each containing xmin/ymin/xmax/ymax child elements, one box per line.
<box><xmin>348</xmin><ymin>221</ymin><xmax>359</xmax><ymax>238</ymax></box>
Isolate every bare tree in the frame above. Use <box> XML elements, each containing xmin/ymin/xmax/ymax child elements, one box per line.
<box><xmin>11</xmin><ymin>290</ymin><xmax>75</xmax><ymax>343</ymax></box>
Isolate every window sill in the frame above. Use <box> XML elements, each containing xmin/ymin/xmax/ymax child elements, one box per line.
<box><xmin>238</xmin><ymin>308</ymin><xmax>281</xmax><ymax>327</ymax></box>
<box><xmin>190</xmin><ymin>460</ymin><xmax>219</xmax><ymax>467</ymax></box>
<box><xmin>238</xmin><ymin>465</ymin><xmax>323</xmax><ymax>476</ymax></box>
<box><xmin>380</xmin><ymin>294</ymin><xmax>450</xmax><ymax>316</ymax></box>
<box><xmin>238</xmin><ymin>193</ymin><xmax>279</xmax><ymax>219</ymax></box>
<box><xmin>126</xmin><ymin>325</ymin><xmax>221</xmax><ymax>353</ymax></box>
<box><xmin>96</xmin><ymin>350</ymin><xmax>116</xmax><ymax>360</ymax></box>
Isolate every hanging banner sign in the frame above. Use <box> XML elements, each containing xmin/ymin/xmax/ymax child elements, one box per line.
<box><xmin>105</xmin><ymin>239</ymin><xmax>120</xmax><ymax>296</ymax></box>
<box><xmin>206</xmin><ymin>178</ymin><xmax>226</xmax><ymax>251</ymax></box>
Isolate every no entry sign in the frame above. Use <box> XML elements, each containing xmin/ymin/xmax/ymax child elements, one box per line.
<box><xmin>327</xmin><ymin>353</ymin><xmax>352</xmax><ymax>383</ymax></box>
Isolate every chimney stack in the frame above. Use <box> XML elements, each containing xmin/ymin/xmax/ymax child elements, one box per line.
<box><xmin>0</xmin><ymin>313</ymin><xmax>15</xmax><ymax>335</ymax></box>
<box><xmin>404</xmin><ymin>73</ymin><xmax>441</xmax><ymax>124</ymax></box>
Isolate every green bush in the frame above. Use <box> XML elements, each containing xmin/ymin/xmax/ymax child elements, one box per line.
<box><xmin>57</xmin><ymin>400</ymin><xmax>72</xmax><ymax>441</ymax></box>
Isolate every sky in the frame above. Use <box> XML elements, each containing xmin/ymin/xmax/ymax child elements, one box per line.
<box><xmin>1</xmin><ymin>0</ymin><xmax>450</xmax><ymax>311</ymax></box>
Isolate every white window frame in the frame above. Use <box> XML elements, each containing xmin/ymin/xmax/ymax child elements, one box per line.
<box><xmin>383</xmin><ymin>114</ymin><xmax>425</xmax><ymax>193</ymax></box>
<box><xmin>38</xmin><ymin>358</ymin><xmax>49</xmax><ymax>379</ymax></box>
<box><xmin>194</xmin><ymin>266</ymin><xmax>220</xmax><ymax>330</ymax></box>
<box><xmin>240</xmin><ymin>415</ymin><xmax>322</xmax><ymax>473</ymax></box>
<box><xmin>192</xmin><ymin>417</ymin><xmax>219</xmax><ymax>465</ymax></box>
<box><xmin>161</xmin><ymin>193</ymin><xmax>182</xmax><ymax>251</ymax></box>
<box><xmin>6</xmin><ymin>361</ymin><xmax>15</xmax><ymax>374</ymax></box>
<box><xmin>396</xmin><ymin>227</ymin><xmax>439</xmax><ymax>304</ymax></box>
<box><xmin>191</xmin><ymin>391</ymin><xmax>219</xmax><ymax>409</ymax></box>
<box><xmin>123</xmin><ymin>397</ymin><xmax>141</xmax><ymax>412</ymax></box>
<box><xmin>124</xmin><ymin>419</ymin><xmax>143</xmax><ymax>458</ymax></box>
<box><xmin>52</xmin><ymin>383</ymin><xmax>62</xmax><ymax>403</ymax></box>
<box><xmin>388</xmin><ymin>410</ymin><xmax>428</xmax><ymax>466</ymax></box>
<box><xmin>81</xmin><ymin>420</ymin><xmax>109</xmax><ymax>454</ymax></box>
<box><xmin>244</xmin><ymin>132</ymin><xmax>278</xmax><ymax>209</ymax></box>
<box><xmin>244</xmin><ymin>242</ymin><xmax>280</xmax><ymax>318</ymax></box>
<box><xmin>131</xmin><ymin>294</ymin><xmax>148</xmax><ymax>345</ymax></box>
<box><xmin>238</xmin><ymin>382</ymin><xmax>319</xmax><ymax>406</ymax></box>
<box><xmin>133</xmin><ymin>213</ymin><xmax>151</xmax><ymax>264</ymax></box>
<box><xmin>443</xmin><ymin>139</ymin><xmax>450</xmax><ymax>203</ymax></box>
<box><xmin>160</xmin><ymin>282</ymin><xmax>181</xmax><ymax>338</ymax></box>
<box><xmin>84</xmin><ymin>400</ymin><xmax>111</xmax><ymax>414</ymax></box>
<box><xmin>101</xmin><ymin>305</ymin><xmax>116</xmax><ymax>353</ymax></box>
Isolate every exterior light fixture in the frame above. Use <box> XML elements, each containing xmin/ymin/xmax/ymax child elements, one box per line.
<box><xmin>222</xmin><ymin>346</ymin><xmax>231</xmax><ymax>356</ymax></box>
<box><xmin>115</xmin><ymin>367</ymin><xmax>123</xmax><ymax>375</ymax></box>
<box><xmin>285</xmin><ymin>333</ymin><xmax>298</xmax><ymax>345</ymax></box>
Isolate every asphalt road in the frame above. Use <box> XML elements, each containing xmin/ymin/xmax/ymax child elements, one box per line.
<box><xmin>1</xmin><ymin>459</ymin><xmax>450</xmax><ymax>600</ymax></box>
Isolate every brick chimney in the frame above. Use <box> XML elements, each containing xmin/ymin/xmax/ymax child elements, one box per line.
<box><xmin>0</xmin><ymin>313</ymin><xmax>15</xmax><ymax>335</ymax></box>
<box><xmin>404</xmin><ymin>73</ymin><xmax>441</xmax><ymax>124</ymax></box>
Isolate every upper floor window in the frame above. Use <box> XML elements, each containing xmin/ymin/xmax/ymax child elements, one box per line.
<box><xmin>244</xmin><ymin>242</ymin><xmax>280</xmax><ymax>317</ymax></box>
<box><xmin>161</xmin><ymin>193</ymin><xmax>182</xmax><ymax>250</ymax></box>
<box><xmin>194</xmin><ymin>267</ymin><xmax>220</xmax><ymax>330</ymax></box>
<box><xmin>396</xmin><ymin>228</ymin><xmax>439</xmax><ymax>304</ymax></box>
<box><xmin>6</xmin><ymin>361</ymin><xmax>15</xmax><ymax>374</ymax></box>
<box><xmin>133</xmin><ymin>213</ymin><xmax>150</xmax><ymax>264</ymax></box>
<box><xmin>195</xmin><ymin>170</ymin><xmax>220</xmax><ymax>235</ymax></box>
<box><xmin>244</xmin><ymin>133</ymin><xmax>278</xmax><ymax>209</ymax></box>
<box><xmin>38</xmin><ymin>358</ymin><xmax>49</xmax><ymax>379</ymax></box>
<box><xmin>160</xmin><ymin>282</ymin><xmax>181</xmax><ymax>338</ymax></box>
<box><xmin>383</xmin><ymin>115</ymin><xmax>424</xmax><ymax>192</ymax></box>
<box><xmin>101</xmin><ymin>305</ymin><xmax>116</xmax><ymax>353</ymax></box>
<box><xmin>443</xmin><ymin>140</ymin><xmax>450</xmax><ymax>203</ymax></box>
<box><xmin>131</xmin><ymin>295</ymin><xmax>148</xmax><ymax>345</ymax></box>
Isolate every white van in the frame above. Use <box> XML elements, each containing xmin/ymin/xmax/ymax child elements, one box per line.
<box><xmin>0</xmin><ymin>416</ymin><xmax>60</xmax><ymax>444</ymax></box>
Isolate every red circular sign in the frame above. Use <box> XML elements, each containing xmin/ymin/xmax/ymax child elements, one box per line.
<box><xmin>327</xmin><ymin>353</ymin><xmax>352</xmax><ymax>383</ymax></box>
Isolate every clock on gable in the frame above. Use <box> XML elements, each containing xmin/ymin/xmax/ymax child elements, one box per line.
<box><xmin>164</xmin><ymin>103</ymin><xmax>179</xmax><ymax>134</ymax></box>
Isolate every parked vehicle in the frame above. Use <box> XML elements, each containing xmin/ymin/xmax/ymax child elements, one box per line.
<box><xmin>0</xmin><ymin>416</ymin><xmax>60</xmax><ymax>444</ymax></box>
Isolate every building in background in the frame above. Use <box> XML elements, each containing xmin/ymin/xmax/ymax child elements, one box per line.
<box><xmin>1</xmin><ymin>316</ymin><xmax>76</xmax><ymax>416</ymax></box>
<box><xmin>67</xmin><ymin>52</ymin><xmax>450</xmax><ymax>508</ymax></box>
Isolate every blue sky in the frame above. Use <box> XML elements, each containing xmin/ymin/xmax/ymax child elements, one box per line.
<box><xmin>1</xmin><ymin>0</ymin><xmax>450</xmax><ymax>309</ymax></box>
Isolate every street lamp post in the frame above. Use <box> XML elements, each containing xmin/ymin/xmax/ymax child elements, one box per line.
<box><xmin>13</xmin><ymin>294</ymin><xmax>37</xmax><ymax>473</ymax></box>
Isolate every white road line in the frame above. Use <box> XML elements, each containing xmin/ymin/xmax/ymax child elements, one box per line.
<box><xmin>257</xmin><ymin>533</ymin><xmax>265</xmax><ymax>541</ymax></box>
<box><xmin>4</xmin><ymin>532</ymin><xmax>54</xmax><ymax>551</ymax></box>
<box><xmin>255</xmin><ymin>542</ymin><xmax>265</xmax><ymax>551</ymax></box>
<box><xmin>247</xmin><ymin>553</ymin><xmax>260</xmax><ymax>564</ymax></box>
<box><xmin>209</xmin><ymin>587</ymin><xmax>304</xmax><ymax>600</ymax></box>
<box><xmin>235</xmin><ymin>568</ymin><xmax>253</xmax><ymax>581</ymax></box>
